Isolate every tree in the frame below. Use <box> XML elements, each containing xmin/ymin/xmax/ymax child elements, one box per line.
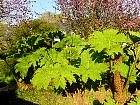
<box><xmin>13</xmin><ymin>18</ymin><xmax>59</xmax><ymax>40</ymax></box>
<box><xmin>0</xmin><ymin>0</ymin><xmax>34</xmax><ymax>23</ymax></box>
<box><xmin>0</xmin><ymin>23</ymin><xmax>14</xmax><ymax>60</ymax></box>
<box><xmin>57</xmin><ymin>0</ymin><xmax>140</xmax><ymax>38</ymax></box>
<box><xmin>0</xmin><ymin>22</ymin><xmax>17</xmax><ymax>86</ymax></box>
<box><xmin>40</xmin><ymin>12</ymin><xmax>62</xmax><ymax>24</ymax></box>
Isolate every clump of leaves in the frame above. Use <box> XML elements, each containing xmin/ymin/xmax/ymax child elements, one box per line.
<box><xmin>15</xmin><ymin>29</ymin><xmax>140</xmax><ymax>104</ymax></box>
<box><xmin>15</xmin><ymin>33</ymin><xmax>108</xmax><ymax>91</ymax></box>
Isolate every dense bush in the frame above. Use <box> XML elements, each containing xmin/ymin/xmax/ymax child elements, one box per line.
<box><xmin>15</xmin><ymin>29</ymin><xmax>140</xmax><ymax>104</ymax></box>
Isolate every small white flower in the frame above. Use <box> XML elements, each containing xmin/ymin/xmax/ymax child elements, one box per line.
<box><xmin>122</xmin><ymin>43</ymin><xmax>127</xmax><ymax>47</ymax></box>
<box><xmin>54</xmin><ymin>37</ymin><xmax>60</xmax><ymax>42</ymax></box>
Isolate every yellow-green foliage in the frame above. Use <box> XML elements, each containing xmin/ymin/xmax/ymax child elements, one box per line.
<box><xmin>15</xmin><ymin>29</ymin><xmax>140</xmax><ymax>104</ymax></box>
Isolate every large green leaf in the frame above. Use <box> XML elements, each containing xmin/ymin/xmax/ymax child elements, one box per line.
<box><xmin>54</xmin><ymin>35</ymin><xmax>85</xmax><ymax>49</ymax></box>
<box><xmin>88</xmin><ymin>29</ymin><xmax>131</xmax><ymax>55</ymax></box>
<box><xmin>31</xmin><ymin>65</ymin><xmax>52</xmax><ymax>89</ymax></box>
<box><xmin>113</xmin><ymin>63</ymin><xmax>129</xmax><ymax>78</ymax></box>
<box><xmin>78</xmin><ymin>50</ymin><xmax>108</xmax><ymax>82</ymax></box>
<box><xmin>15</xmin><ymin>56</ymin><xmax>32</xmax><ymax>79</ymax></box>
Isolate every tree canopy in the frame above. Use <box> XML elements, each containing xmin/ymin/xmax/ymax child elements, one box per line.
<box><xmin>0</xmin><ymin>0</ymin><xmax>34</xmax><ymax>23</ymax></box>
<box><xmin>57</xmin><ymin>0</ymin><xmax>140</xmax><ymax>38</ymax></box>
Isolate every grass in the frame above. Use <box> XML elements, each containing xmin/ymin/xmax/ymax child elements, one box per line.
<box><xmin>17</xmin><ymin>88</ymin><xmax>95</xmax><ymax>105</ymax></box>
<box><xmin>17</xmin><ymin>89</ymin><xmax>73</xmax><ymax>105</ymax></box>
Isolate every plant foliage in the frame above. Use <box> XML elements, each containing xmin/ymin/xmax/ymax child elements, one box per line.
<box><xmin>15</xmin><ymin>29</ymin><xmax>140</xmax><ymax>104</ymax></box>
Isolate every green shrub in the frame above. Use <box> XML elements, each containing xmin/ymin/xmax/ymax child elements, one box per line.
<box><xmin>15</xmin><ymin>29</ymin><xmax>140</xmax><ymax>104</ymax></box>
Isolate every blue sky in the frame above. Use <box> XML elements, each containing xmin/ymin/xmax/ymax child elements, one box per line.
<box><xmin>31</xmin><ymin>0</ymin><xmax>60</xmax><ymax>18</ymax></box>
